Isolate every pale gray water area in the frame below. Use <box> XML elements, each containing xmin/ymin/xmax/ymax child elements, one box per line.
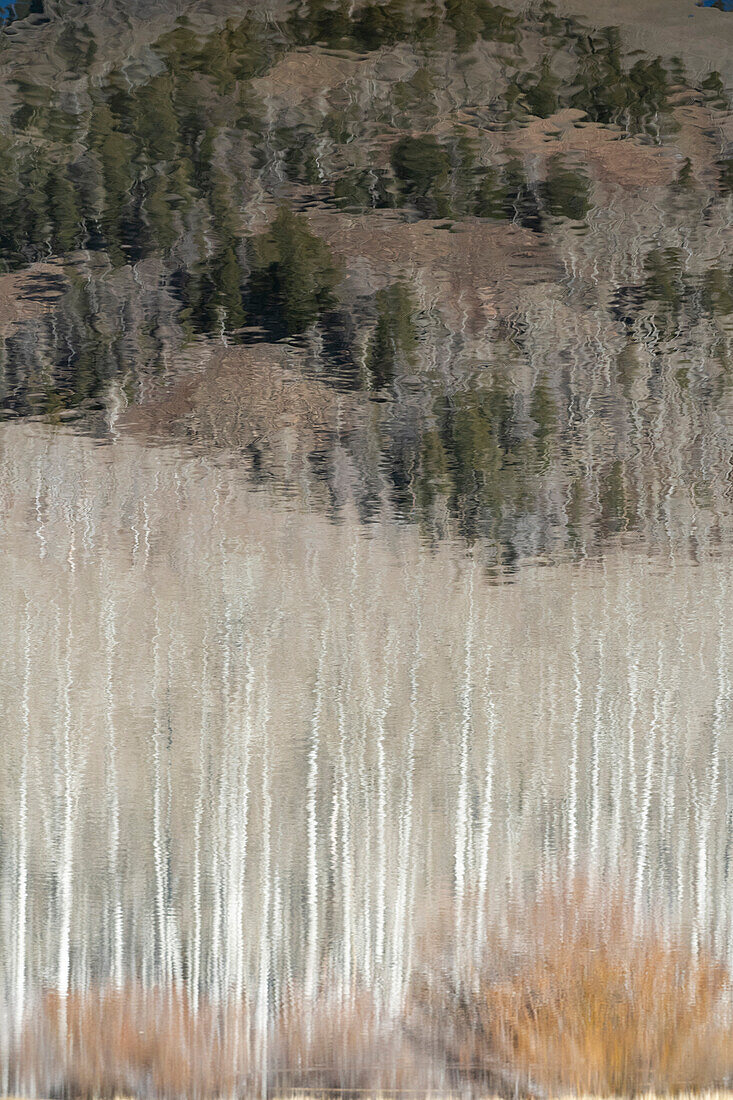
<box><xmin>1</xmin><ymin>421</ymin><xmax>733</xmax><ymax>1092</ymax></box>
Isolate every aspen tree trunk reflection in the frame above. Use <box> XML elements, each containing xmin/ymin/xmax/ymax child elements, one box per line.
<box><xmin>0</xmin><ymin>424</ymin><xmax>731</xmax><ymax>1089</ymax></box>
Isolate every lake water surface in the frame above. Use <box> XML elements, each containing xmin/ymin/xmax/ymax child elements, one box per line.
<box><xmin>1</xmin><ymin>0</ymin><xmax>733</xmax><ymax>1094</ymax></box>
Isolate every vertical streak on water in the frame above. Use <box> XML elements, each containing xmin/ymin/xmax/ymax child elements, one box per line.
<box><xmin>694</xmin><ymin>567</ymin><xmax>725</xmax><ymax>953</ymax></box>
<box><xmin>211</xmin><ymin>694</ymin><xmax>223</xmax><ymax>1004</ymax></box>
<box><xmin>657</xmin><ymin>617</ymin><xmax>673</xmax><ymax>933</ymax></box>
<box><xmin>151</xmin><ymin>598</ymin><xmax>169</xmax><ymax>988</ymax></box>
<box><xmin>544</xmin><ymin>665</ymin><xmax>559</xmax><ymax>888</ymax></box>
<box><xmin>57</xmin><ymin>589</ymin><xmax>75</xmax><ymax>1038</ymax></box>
<box><xmin>207</xmin><ymin>478</ymin><xmax>223</xmax><ymax>1004</ymax></box>
<box><xmin>257</xmin><ymin>657</ymin><xmax>272</xmax><ymax>1097</ymax></box>
<box><xmin>338</xmin><ymin>691</ymin><xmax>353</xmax><ymax>999</ymax></box>
<box><xmin>34</xmin><ymin>459</ymin><xmax>46</xmax><ymax>562</ymax></box>
<box><xmin>191</xmin><ymin>626</ymin><xmax>210</xmax><ymax>1012</ymax></box>
<box><xmin>589</xmin><ymin>566</ymin><xmax>607</xmax><ymax>885</ymax></box>
<box><xmin>271</xmin><ymin>872</ymin><xmax>284</xmax><ymax>1021</ymax></box>
<box><xmin>102</xmin><ymin>571</ymin><xmax>123</xmax><ymax>988</ymax></box>
<box><xmin>14</xmin><ymin>598</ymin><xmax>31</xmax><ymax>1046</ymax></box>
<box><xmin>366</xmin><ymin>551</ymin><xmax>390</xmax><ymax>992</ymax></box>
<box><xmin>222</xmin><ymin>613</ymin><xmax>236</xmax><ymax>1002</ymax></box>
<box><xmin>568</xmin><ymin>582</ymin><xmax>581</xmax><ymax>878</ymax></box>
<box><xmin>717</xmin><ymin>572</ymin><xmax>732</xmax><ymax>961</ymax></box>
<box><xmin>657</xmin><ymin>684</ymin><xmax>674</xmax><ymax>945</ymax></box>
<box><xmin>474</xmin><ymin>635</ymin><xmax>496</xmax><ymax>954</ymax></box>
<box><xmin>238</xmin><ymin>638</ymin><xmax>255</xmax><ymax>1020</ymax></box>
<box><xmin>454</xmin><ymin>566</ymin><xmax>474</xmax><ymax>963</ymax></box>
<box><xmin>634</xmin><ymin>639</ymin><xmax>661</xmax><ymax>927</ymax></box>
<box><xmin>169</xmin><ymin>637</ymin><xmax>186</xmax><ymax>987</ymax></box>
<box><xmin>141</xmin><ymin>488</ymin><xmax>151</xmax><ymax>570</ymax></box>
<box><xmin>388</xmin><ymin>590</ymin><xmax>420</xmax><ymax>1017</ymax></box>
<box><xmin>222</xmin><ymin>594</ymin><xmax>250</xmax><ymax>1020</ymax></box>
<box><xmin>329</xmin><ymin>743</ymin><xmax>340</xmax><ymax>983</ymax></box>
<box><xmin>165</xmin><ymin>615</ymin><xmax>183</xmax><ymax>988</ymax></box>
<box><xmin>305</xmin><ymin>619</ymin><xmax>326</xmax><ymax>1005</ymax></box>
<box><xmin>622</xmin><ymin>566</ymin><xmax>640</xmax><ymax>879</ymax></box>
<box><xmin>373</xmin><ymin>627</ymin><xmax>393</xmax><ymax>989</ymax></box>
<box><xmin>357</xmin><ymin>668</ymin><xmax>373</xmax><ymax>991</ymax></box>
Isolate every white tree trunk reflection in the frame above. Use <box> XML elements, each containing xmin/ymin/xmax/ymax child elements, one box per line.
<box><xmin>0</xmin><ymin>422</ymin><xmax>731</xmax><ymax>1082</ymax></box>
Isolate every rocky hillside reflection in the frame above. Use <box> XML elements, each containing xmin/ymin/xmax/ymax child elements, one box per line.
<box><xmin>0</xmin><ymin>0</ymin><xmax>732</xmax><ymax>568</ymax></box>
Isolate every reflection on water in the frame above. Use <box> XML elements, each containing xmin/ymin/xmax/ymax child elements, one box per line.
<box><xmin>1</xmin><ymin>423</ymin><xmax>733</xmax><ymax>1093</ymax></box>
<box><xmin>0</xmin><ymin>0</ymin><xmax>44</xmax><ymax>29</ymax></box>
<box><xmin>0</xmin><ymin>0</ymin><xmax>733</xmax><ymax>1094</ymax></box>
<box><xmin>0</xmin><ymin>0</ymin><xmax>731</xmax><ymax>571</ymax></box>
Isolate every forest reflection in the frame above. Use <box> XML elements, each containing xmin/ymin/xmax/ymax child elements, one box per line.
<box><xmin>2</xmin><ymin>423</ymin><xmax>733</xmax><ymax>1095</ymax></box>
<box><xmin>0</xmin><ymin>0</ymin><xmax>731</xmax><ymax>568</ymax></box>
<box><xmin>1</xmin><ymin>0</ymin><xmax>733</xmax><ymax>1094</ymax></box>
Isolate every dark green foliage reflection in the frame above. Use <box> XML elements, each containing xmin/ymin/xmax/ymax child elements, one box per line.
<box><xmin>247</xmin><ymin>207</ymin><xmax>341</xmax><ymax>337</ymax></box>
<box><xmin>0</xmin><ymin>0</ymin><xmax>730</xmax><ymax>569</ymax></box>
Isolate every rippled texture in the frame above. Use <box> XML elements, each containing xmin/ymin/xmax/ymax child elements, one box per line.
<box><xmin>3</xmin><ymin>423</ymin><xmax>733</xmax><ymax>1094</ymax></box>
<box><xmin>0</xmin><ymin>0</ymin><xmax>733</xmax><ymax>1095</ymax></box>
<box><xmin>0</xmin><ymin>0</ymin><xmax>731</xmax><ymax>569</ymax></box>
